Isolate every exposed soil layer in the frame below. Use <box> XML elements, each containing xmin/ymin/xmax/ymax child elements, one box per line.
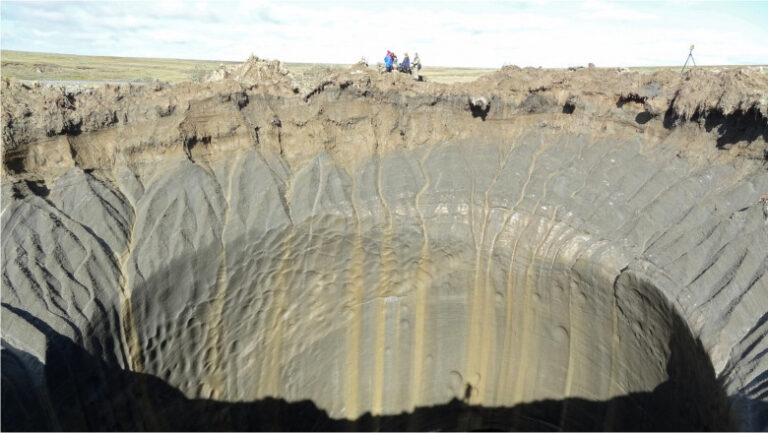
<box><xmin>2</xmin><ymin>59</ymin><xmax>767</xmax><ymax>431</ymax></box>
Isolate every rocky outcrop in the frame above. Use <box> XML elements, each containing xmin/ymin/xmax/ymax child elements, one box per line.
<box><xmin>2</xmin><ymin>63</ymin><xmax>767</xmax><ymax>431</ymax></box>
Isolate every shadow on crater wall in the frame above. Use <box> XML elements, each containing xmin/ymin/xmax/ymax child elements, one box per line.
<box><xmin>2</xmin><ymin>300</ymin><xmax>748</xmax><ymax>432</ymax></box>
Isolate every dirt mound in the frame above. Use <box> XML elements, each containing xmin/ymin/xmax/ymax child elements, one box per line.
<box><xmin>673</xmin><ymin>67</ymin><xmax>768</xmax><ymax>117</ymax></box>
<box><xmin>467</xmin><ymin>64</ymin><xmax>768</xmax><ymax>119</ymax></box>
<box><xmin>205</xmin><ymin>54</ymin><xmax>302</xmax><ymax>94</ymax></box>
<box><xmin>200</xmin><ymin>55</ymin><xmax>437</xmax><ymax>98</ymax></box>
<box><xmin>297</xmin><ymin>62</ymin><xmax>446</xmax><ymax>102</ymax></box>
<box><xmin>0</xmin><ymin>77</ymin><xmax>244</xmax><ymax>151</ymax></box>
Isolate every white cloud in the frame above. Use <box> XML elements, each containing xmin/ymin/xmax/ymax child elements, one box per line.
<box><xmin>1</xmin><ymin>1</ymin><xmax>766</xmax><ymax>68</ymax></box>
<box><xmin>578</xmin><ymin>0</ymin><xmax>656</xmax><ymax>21</ymax></box>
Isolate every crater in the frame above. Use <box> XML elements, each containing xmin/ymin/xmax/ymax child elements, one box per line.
<box><xmin>2</xmin><ymin>61</ymin><xmax>767</xmax><ymax>431</ymax></box>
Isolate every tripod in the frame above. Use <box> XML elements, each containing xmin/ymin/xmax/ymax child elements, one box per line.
<box><xmin>681</xmin><ymin>44</ymin><xmax>696</xmax><ymax>73</ymax></box>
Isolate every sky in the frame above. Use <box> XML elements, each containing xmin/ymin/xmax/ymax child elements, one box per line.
<box><xmin>1</xmin><ymin>1</ymin><xmax>767</xmax><ymax>68</ymax></box>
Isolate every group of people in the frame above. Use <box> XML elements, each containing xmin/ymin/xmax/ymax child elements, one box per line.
<box><xmin>384</xmin><ymin>51</ymin><xmax>422</xmax><ymax>79</ymax></box>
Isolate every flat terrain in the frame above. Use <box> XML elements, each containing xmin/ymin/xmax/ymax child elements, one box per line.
<box><xmin>2</xmin><ymin>50</ymin><xmax>765</xmax><ymax>85</ymax></box>
<box><xmin>1</xmin><ymin>50</ymin><xmax>240</xmax><ymax>83</ymax></box>
<box><xmin>0</xmin><ymin>50</ymin><xmax>498</xmax><ymax>84</ymax></box>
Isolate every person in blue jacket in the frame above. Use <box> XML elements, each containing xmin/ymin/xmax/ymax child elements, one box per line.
<box><xmin>399</xmin><ymin>53</ymin><xmax>411</xmax><ymax>73</ymax></box>
<box><xmin>384</xmin><ymin>50</ymin><xmax>393</xmax><ymax>72</ymax></box>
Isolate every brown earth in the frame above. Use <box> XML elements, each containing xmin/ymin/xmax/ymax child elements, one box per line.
<box><xmin>3</xmin><ymin>56</ymin><xmax>766</xmax><ymax>183</ymax></box>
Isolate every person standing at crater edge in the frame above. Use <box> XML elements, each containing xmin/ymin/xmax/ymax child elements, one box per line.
<box><xmin>400</xmin><ymin>52</ymin><xmax>411</xmax><ymax>73</ymax></box>
<box><xmin>412</xmin><ymin>52</ymin><xmax>422</xmax><ymax>80</ymax></box>
<box><xmin>384</xmin><ymin>50</ymin><xmax>393</xmax><ymax>72</ymax></box>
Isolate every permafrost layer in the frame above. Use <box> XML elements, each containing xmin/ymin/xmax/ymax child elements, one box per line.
<box><xmin>2</xmin><ymin>60</ymin><xmax>768</xmax><ymax>431</ymax></box>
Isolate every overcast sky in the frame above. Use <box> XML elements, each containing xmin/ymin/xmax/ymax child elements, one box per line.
<box><xmin>2</xmin><ymin>1</ymin><xmax>767</xmax><ymax>68</ymax></box>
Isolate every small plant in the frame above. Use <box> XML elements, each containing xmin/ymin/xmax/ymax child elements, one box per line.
<box><xmin>188</xmin><ymin>65</ymin><xmax>209</xmax><ymax>83</ymax></box>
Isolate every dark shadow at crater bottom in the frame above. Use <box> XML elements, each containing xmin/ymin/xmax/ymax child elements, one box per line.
<box><xmin>0</xmin><ymin>301</ymin><xmax>753</xmax><ymax>432</ymax></box>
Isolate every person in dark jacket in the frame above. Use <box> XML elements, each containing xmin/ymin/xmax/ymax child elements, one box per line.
<box><xmin>399</xmin><ymin>53</ymin><xmax>411</xmax><ymax>73</ymax></box>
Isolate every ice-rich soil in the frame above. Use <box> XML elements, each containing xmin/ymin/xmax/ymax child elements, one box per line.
<box><xmin>2</xmin><ymin>58</ymin><xmax>767</xmax><ymax>431</ymax></box>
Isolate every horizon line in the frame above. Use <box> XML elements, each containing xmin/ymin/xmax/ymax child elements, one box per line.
<box><xmin>2</xmin><ymin>49</ymin><xmax>767</xmax><ymax>70</ymax></box>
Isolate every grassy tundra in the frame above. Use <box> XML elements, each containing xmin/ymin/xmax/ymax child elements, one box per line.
<box><xmin>1</xmin><ymin>50</ymin><xmax>239</xmax><ymax>83</ymax></box>
<box><xmin>2</xmin><ymin>50</ymin><xmax>763</xmax><ymax>85</ymax></box>
<box><xmin>1</xmin><ymin>50</ymin><xmax>497</xmax><ymax>84</ymax></box>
